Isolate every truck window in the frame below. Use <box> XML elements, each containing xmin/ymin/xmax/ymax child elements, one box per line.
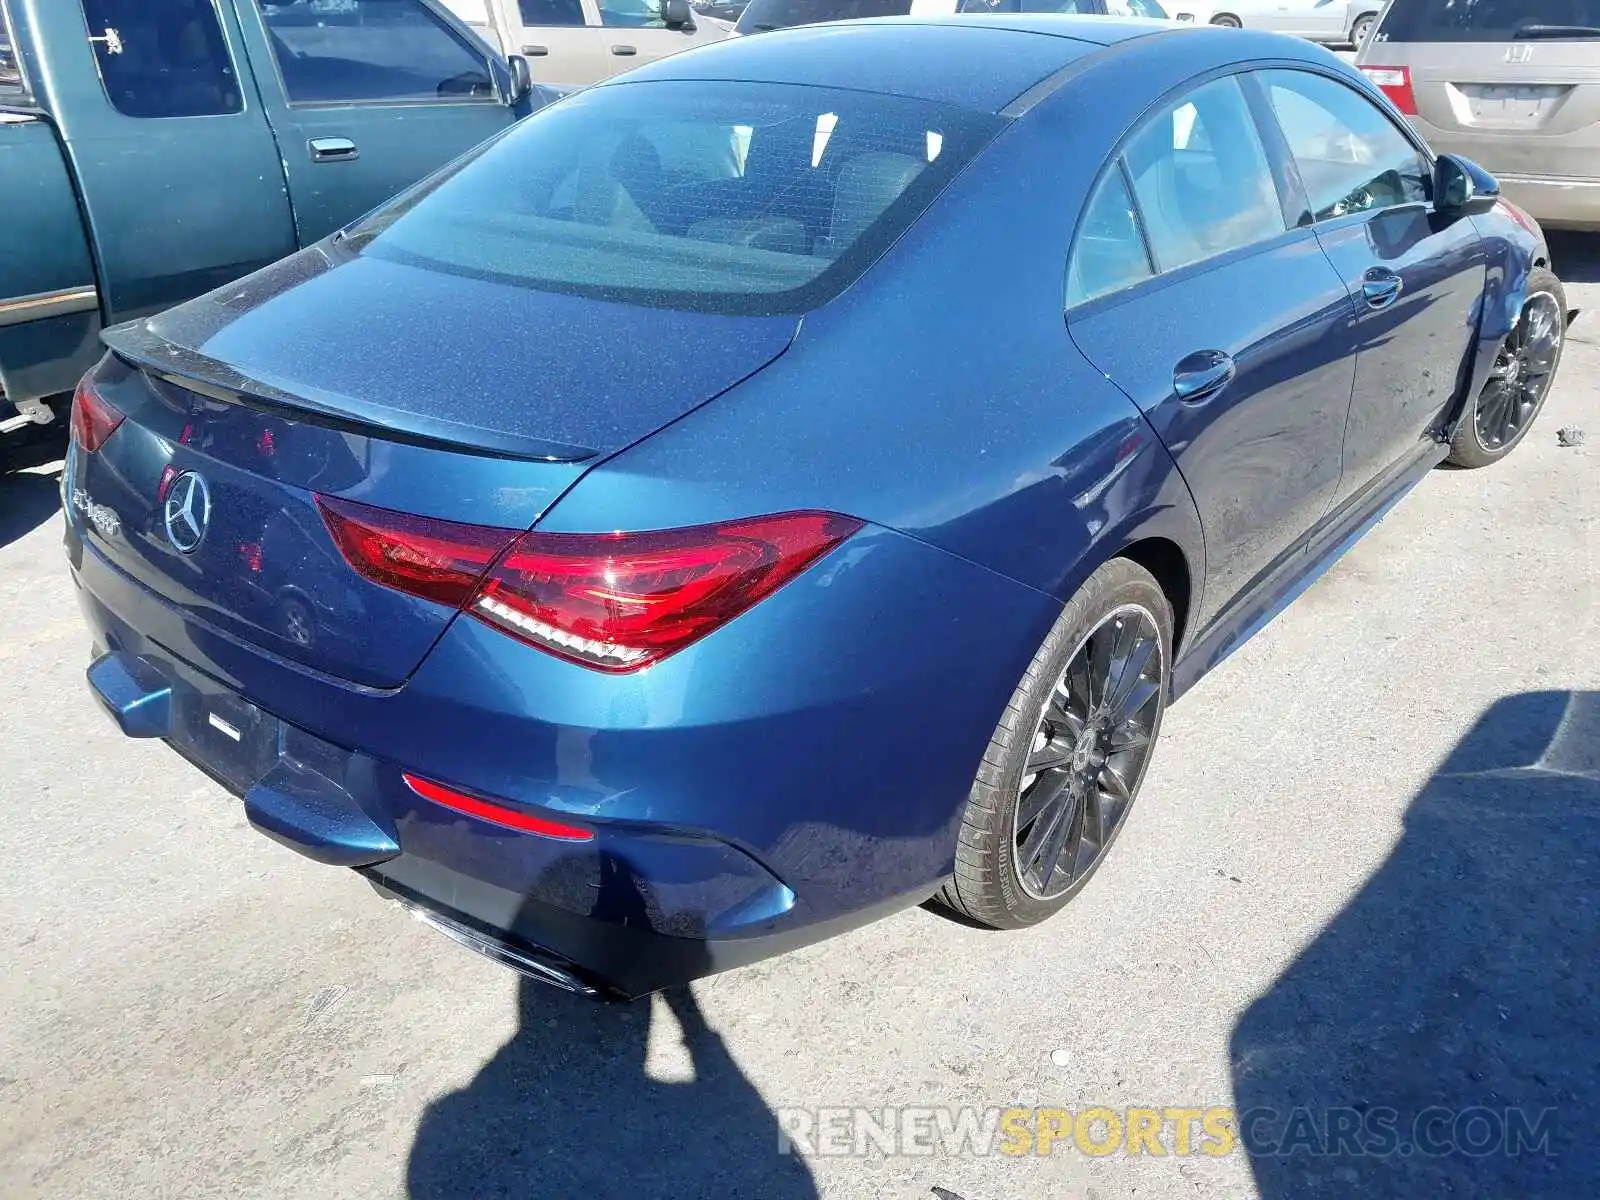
<box><xmin>258</xmin><ymin>0</ymin><xmax>497</xmax><ymax>105</ymax></box>
<box><xmin>520</xmin><ymin>0</ymin><xmax>587</xmax><ymax>25</ymax></box>
<box><xmin>1</xmin><ymin>2</ymin><xmax>27</xmax><ymax>99</ymax></box>
<box><xmin>80</xmin><ymin>0</ymin><xmax>244</xmax><ymax>118</ymax></box>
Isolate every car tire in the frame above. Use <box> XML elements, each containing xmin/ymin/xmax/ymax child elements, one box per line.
<box><xmin>1210</xmin><ymin>13</ymin><xmax>1242</xmax><ymax>27</ymax></box>
<box><xmin>932</xmin><ymin>558</ymin><xmax>1172</xmax><ymax>930</ymax></box>
<box><xmin>1447</xmin><ymin>267</ymin><xmax>1567</xmax><ymax>469</ymax></box>
<box><xmin>1351</xmin><ymin>14</ymin><xmax>1374</xmax><ymax>45</ymax></box>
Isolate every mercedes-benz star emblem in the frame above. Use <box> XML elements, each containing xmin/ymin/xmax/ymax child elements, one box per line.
<box><xmin>163</xmin><ymin>471</ymin><xmax>211</xmax><ymax>554</ymax></box>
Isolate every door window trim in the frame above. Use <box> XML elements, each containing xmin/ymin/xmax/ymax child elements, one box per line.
<box><xmin>1245</xmin><ymin>63</ymin><xmax>1438</xmax><ymax>231</ymax></box>
<box><xmin>253</xmin><ymin>0</ymin><xmax>502</xmax><ymax>111</ymax></box>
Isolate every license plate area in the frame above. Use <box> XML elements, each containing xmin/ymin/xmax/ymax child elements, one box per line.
<box><xmin>168</xmin><ymin>674</ymin><xmax>281</xmax><ymax>796</ymax></box>
<box><xmin>1454</xmin><ymin>82</ymin><xmax>1570</xmax><ymax>125</ymax></box>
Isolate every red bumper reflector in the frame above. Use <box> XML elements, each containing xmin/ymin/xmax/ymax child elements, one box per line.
<box><xmin>402</xmin><ymin>773</ymin><xmax>595</xmax><ymax>841</ymax></box>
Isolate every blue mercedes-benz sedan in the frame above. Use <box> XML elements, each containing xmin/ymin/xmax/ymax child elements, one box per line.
<box><xmin>65</xmin><ymin>16</ymin><xmax>1566</xmax><ymax>998</ymax></box>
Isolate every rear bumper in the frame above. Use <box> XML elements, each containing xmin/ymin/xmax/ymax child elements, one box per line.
<box><xmin>66</xmin><ymin>473</ymin><xmax>1058</xmax><ymax>997</ymax></box>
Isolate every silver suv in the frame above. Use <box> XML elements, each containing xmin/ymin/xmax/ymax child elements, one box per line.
<box><xmin>1357</xmin><ymin>0</ymin><xmax>1600</xmax><ymax>230</ymax></box>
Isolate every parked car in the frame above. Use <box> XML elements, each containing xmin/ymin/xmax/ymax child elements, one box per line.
<box><xmin>1175</xmin><ymin>0</ymin><xmax>1380</xmax><ymax>47</ymax></box>
<box><xmin>0</xmin><ymin>0</ymin><xmax>555</xmax><ymax>451</ymax></box>
<box><xmin>1357</xmin><ymin>0</ymin><xmax>1600</xmax><ymax>231</ymax></box>
<box><xmin>734</xmin><ymin>0</ymin><xmax>1173</xmax><ymax>35</ymax></box>
<box><xmin>71</xmin><ymin>16</ymin><xmax>1564</xmax><ymax>999</ymax></box>
<box><xmin>441</xmin><ymin>0</ymin><xmax>729</xmax><ymax>86</ymax></box>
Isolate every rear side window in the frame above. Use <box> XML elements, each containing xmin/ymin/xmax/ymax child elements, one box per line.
<box><xmin>80</xmin><ymin>0</ymin><xmax>243</xmax><ymax>118</ymax></box>
<box><xmin>259</xmin><ymin>0</ymin><xmax>495</xmax><ymax>104</ymax></box>
<box><xmin>1261</xmin><ymin>70</ymin><xmax>1429</xmax><ymax>222</ymax></box>
<box><xmin>1377</xmin><ymin>0</ymin><xmax>1600</xmax><ymax>41</ymax></box>
<box><xmin>735</xmin><ymin>0</ymin><xmax>910</xmax><ymax>34</ymax></box>
<box><xmin>1067</xmin><ymin>169</ymin><xmax>1154</xmax><ymax>306</ymax></box>
<box><xmin>1122</xmin><ymin>75</ymin><xmax>1286</xmax><ymax>273</ymax></box>
<box><xmin>344</xmin><ymin>80</ymin><xmax>1000</xmax><ymax>314</ymax></box>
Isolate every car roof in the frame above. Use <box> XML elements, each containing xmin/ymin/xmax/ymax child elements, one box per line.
<box><xmin>609</xmin><ymin>16</ymin><xmax>1177</xmax><ymax>114</ymax></box>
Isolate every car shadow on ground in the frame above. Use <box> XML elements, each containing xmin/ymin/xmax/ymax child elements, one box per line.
<box><xmin>1232</xmin><ymin>690</ymin><xmax>1600</xmax><ymax>1197</ymax></box>
<box><xmin>406</xmin><ymin>862</ymin><xmax>819</xmax><ymax>1199</ymax></box>
<box><xmin>0</xmin><ymin>458</ymin><xmax>64</xmax><ymax>551</ymax></box>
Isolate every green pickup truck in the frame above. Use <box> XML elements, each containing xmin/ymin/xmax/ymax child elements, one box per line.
<box><xmin>1</xmin><ymin>0</ymin><xmax>551</xmax><ymax>447</ymax></box>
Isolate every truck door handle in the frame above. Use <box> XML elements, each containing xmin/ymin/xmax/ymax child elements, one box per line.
<box><xmin>1172</xmin><ymin>349</ymin><xmax>1236</xmax><ymax>404</ymax></box>
<box><xmin>521</xmin><ymin>43</ymin><xmax>549</xmax><ymax>55</ymax></box>
<box><xmin>611</xmin><ymin>44</ymin><xmax>637</xmax><ymax>55</ymax></box>
<box><xmin>1361</xmin><ymin>267</ymin><xmax>1404</xmax><ymax>310</ymax></box>
<box><xmin>308</xmin><ymin>137</ymin><xmax>359</xmax><ymax>163</ymax></box>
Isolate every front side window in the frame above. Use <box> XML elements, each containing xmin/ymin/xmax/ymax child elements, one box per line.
<box><xmin>599</xmin><ymin>0</ymin><xmax>670</xmax><ymax>26</ymax></box>
<box><xmin>1067</xmin><ymin>169</ymin><xmax>1153</xmax><ymax>307</ymax></box>
<box><xmin>259</xmin><ymin>0</ymin><xmax>495</xmax><ymax>104</ymax></box>
<box><xmin>1122</xmin><ymin>75</ymin><xmax>1286</xmax><ymax>273</ymax></box>
<box><xmin>342</xmin><ymin>80</ymin><xmax>1000</xmax><ymax>314</ymax></box>
<box><xmin>1261</xmin><ymin>70</ymin><xmax>1430</xmax><ymax>222</ymax></box>
<box><xmin>519</xmin><ymin>0</ymin><xmax>587</xmax><ymax>24</ymax></box>
<box><xmin>80</xmin><ymin>0</ymin><xmax>242</xmax><ymax>118</ymax></box>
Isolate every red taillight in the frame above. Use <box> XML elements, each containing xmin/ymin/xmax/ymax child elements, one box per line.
<box><xmin>156</xmin><ymin>464</ymin><xmax>179</xmax><ymax>503</ymax></box>
<box><xmin>316</xmin><ymin>495</ymin><xmax>519</xmax><ymax>610</ymax></box>
<box><xmin>238</xmin><ymin>541</ymin><xmax>263</xmax><ymax>574</ymax></box>
<box><xmin>403</xmin><ymin>773</ymin><xmax>594</xmax><ymax>841</ymax></box>
<box><xmin>69</xmin><ymin>378</ymin><xmax>125</xmax><ymax>453</ymax></box>
<box><xmin>470</xmin><ymin>512</ymin><xmax>862</xmax><ymax>672</ymax></box>
<box><xmin>1361</xmin><ymin>65</ymin><xmax>1417</xmax><ymax>116</ymax></box>
<box><xmin>316</xmin><ymin>495</ymin><xmax>862</xmax><ymax>673</ymax></box>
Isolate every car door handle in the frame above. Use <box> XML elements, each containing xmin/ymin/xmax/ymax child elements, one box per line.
<box><xmin>521</xmin><ymin>43</ymin><xmax>549</xmax><ymax>55</ymax></box>
<box><xmin>1361</xmin><ymin>268</ymin><xmax>1404</xmax><ymax>310</ymax></box>
<box><xmin>1172</xmin><ymin>349</ymin><xmax>1236</xmax><ymax>404</ymax></box>
<box><xmin>611</xmin><ymin>44</ymin><xmax>637</xmax><ymax>55</ymax></box>
<box><xmin>308</xmin><ymin>136</ymin><xmax>359</xmax><ymax>163</ymax></box>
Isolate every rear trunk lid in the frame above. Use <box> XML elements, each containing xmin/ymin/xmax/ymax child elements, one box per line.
<box><xmin>82</xmin><ymin>247</ymin><xmax>798</xmax><ymax>688</ymax></box>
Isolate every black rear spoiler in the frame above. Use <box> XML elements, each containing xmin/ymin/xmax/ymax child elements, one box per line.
<box><xmin>100</xmin><ymin>319</ymin><xmax>598</xmax><ymax>464</ymax></box>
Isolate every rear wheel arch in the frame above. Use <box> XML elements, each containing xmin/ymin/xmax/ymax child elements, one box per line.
<box><xmin>1116</xmin><ymin>536</ymin><xmax>1194</xmax><ymax>660</ymax></box>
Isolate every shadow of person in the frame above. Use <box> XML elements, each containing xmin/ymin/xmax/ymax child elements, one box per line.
<box><xmin>1231</xmin><ymin>691</ymin><xmax>1600</xmax><ymax>1197</ymax></box>
<box><xmin>0</xmin><ymin>461</ymin><xmax>63</xmax><ymax>550</ymax></box>
<box><xmin>407</xmin><ymin>851</ymin><xmax>819</xmax><ymax>1200</ymax></box>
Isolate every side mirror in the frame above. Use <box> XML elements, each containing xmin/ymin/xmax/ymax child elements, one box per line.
<box><xmin>504</xmin><ymin>54</ymin><xmax>533</xmax><ymax>105</ymax></box>
<box><xmin>664</xmin><ymin>0</ymin><xmax>696</xmax><ymax>29</ymax></box>
<box><xmin>1434</xmin><ymin>153</ymin><xmax>1501</xmax><ymax>217</ymax></box>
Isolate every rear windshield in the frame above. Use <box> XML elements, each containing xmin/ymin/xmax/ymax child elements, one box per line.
<box><xmin>1378</xmin><ymin>0</ymin><xmax>1600</xmax><ymax>42</ymax></box>
<box><xmin>343</xmin><ymin>80</ymin><xmax>999</xmax><ymax>315</ymax></box>
<box><xmin>734</xmin><ymin>0</ymin><xmax>910</xmax><ymax>34</ymax></box>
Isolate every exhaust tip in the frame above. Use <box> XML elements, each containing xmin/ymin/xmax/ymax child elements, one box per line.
<box><xmin>398</xmin><ymin>900</ymin><xmax>604</xmax><ymax>999</ymax></box>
